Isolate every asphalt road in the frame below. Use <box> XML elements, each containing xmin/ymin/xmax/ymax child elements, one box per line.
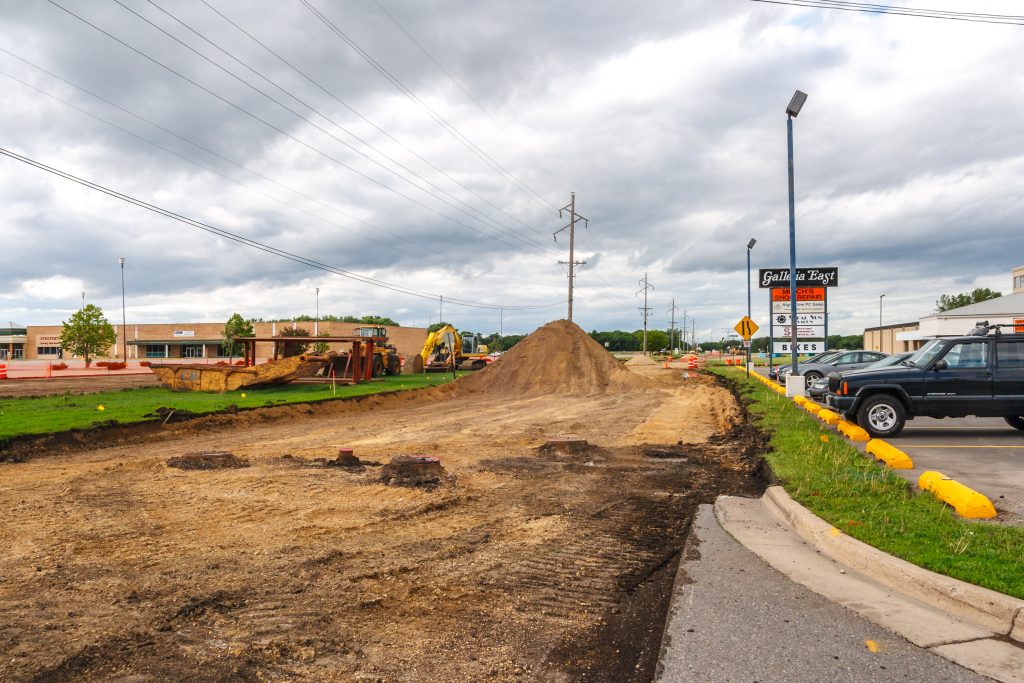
<box><xmin>888</xmin><ymin>416</ymin><xmax>1024</xmax><ymax>523</ymax></box>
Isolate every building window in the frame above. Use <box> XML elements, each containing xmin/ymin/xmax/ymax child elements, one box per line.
<box><xmin>37</xmin><ymin>347</ymin><xmax>61</xmax><ymax>356</ymax></box>
<box><xmin>1014</xmin><ymin>274</ymin><xmax>1024</xmax><ymax>290</ymax></box>
<box><xmin>145</xmin><ymin>345</ymin><xmax>167</xmax><ymax>358</ymax></box>
<box><xmin>182</xmin><ymin>344</ymin><xmax>203</xmax><ymax>358</ymax></box>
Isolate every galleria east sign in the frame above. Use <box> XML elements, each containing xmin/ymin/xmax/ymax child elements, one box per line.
<box><xmin>758</xmin><ymin>267</ymin><xmax>839</xmax><ymax>288</ymax></box>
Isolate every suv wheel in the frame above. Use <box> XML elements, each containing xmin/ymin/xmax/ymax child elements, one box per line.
<box><xmin>857</xmin><ymin>395</ymin><xmax>906</xmax><ymax>438</ymax></box>
<box><xmin>1004</xmin><ymin>416</ymin><xmax>1024</xmax><ymax>431</ymax></box>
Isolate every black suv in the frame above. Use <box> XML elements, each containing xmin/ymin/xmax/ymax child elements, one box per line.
<box><xmin>825</xmin><ymin>325</ymin><xmax>1024</xmax><ymax>437</ymax></box>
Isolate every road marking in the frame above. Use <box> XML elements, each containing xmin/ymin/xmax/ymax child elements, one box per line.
<box><xmin>900</xmin><ymin>445</ymin><xmax>1024</xmax><ymax>449</ymax></box>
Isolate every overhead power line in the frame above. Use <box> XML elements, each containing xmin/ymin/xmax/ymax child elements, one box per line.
<box><xmin>0</xmin><ymin>146</ymin><xmax>560</xmax><ymax>312</ymax></box>
<box><xmin>370</xmin><ymin>0</ymin><xmax>568</xmax><ymax>191</ymax></box>
<box><xmin>0</xmin><ymin>50</ymin><xmax>446</xmax><ymax>259</ymax></box>
<box><xmin>198</xmin><ymin>0</ymin><xmax>555</xmax><ymax>245</ymax></box>
<box><xmin>749</xmin><ymin>0</ymin><xmax>1024</xmax><ymax>25</ymax></box>
<box><xmin>299</xmin><ymin>0</ymin><xmax>560</xmax><ymax>213</ymax></box>
<box><xmin>45</xmin><ymin>0</ymin><xmax>548</xmax><ymax>255</ymax></box>
<box><xmin>130</xmin><ymin>0</ymin><xmax>559</xmax><ymax>256</ymax></box>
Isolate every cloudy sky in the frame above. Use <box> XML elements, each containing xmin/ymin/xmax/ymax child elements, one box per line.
<box><xmin>1</xmin><ymin>0</ymin><xmax>1022</xmax><ymax>340</ymax></box>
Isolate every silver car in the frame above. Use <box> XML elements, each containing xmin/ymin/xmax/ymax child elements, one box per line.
<box><xmin>807</xmin><ymin>352</ymin><xmax>913</xmax><ymax>399</ymax></box>
<box><xmin>794</xmin><ymin>350</ymin><xmax>889</xmax><ymax>383</ymax></box>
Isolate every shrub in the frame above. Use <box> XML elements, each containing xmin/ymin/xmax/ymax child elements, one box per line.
<box><xmin>139</xmin><ymin>361</ymin><xmax>151</xmax><ymax>367</ymax></box>
<box><xmin>51</xmin><ymin>362</ymin><xmax>68</xmax><ymax>371</ymax></box>
<box><xmin>95</xmin><ymin>361</ymin><xmax>109</xmax><ymax>368</ymax></box>
<box><xmin>235</xmin><ymin>360</ymin><xmax>246</xmax><ymax>366</ymax></box>
<box><xmin>105</xmin><ymin>362</ymin><xmax>127</xmax><ymax>370</ymax></box>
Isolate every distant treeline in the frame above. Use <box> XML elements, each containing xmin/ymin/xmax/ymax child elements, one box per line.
<box><xmin>260</xmin><ymin>314</ymin><xmax>400</xmax><ymax>326</ymax></box>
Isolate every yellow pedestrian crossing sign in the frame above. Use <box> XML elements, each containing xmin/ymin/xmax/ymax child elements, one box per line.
<box><xmin>734</xmin><ymin>316</ymin><xmax>759</xmax><ymax>340</ymax></box>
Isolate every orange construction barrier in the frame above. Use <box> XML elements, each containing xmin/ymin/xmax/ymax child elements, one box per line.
<box><xmin>0</xmin><ymin>363</ymin><xmax>6</xmax><ymax>380</ymax></box>
<box><xmin>46</xmin><ymin>363</ymin><xmax>52</xmax><ymax>378</ymax></box>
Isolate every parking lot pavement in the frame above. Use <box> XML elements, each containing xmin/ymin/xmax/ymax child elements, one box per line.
<box><xmin>886</xmin><ymin>417</ymin><xmax>1024</xmax><ymax>523</ymax></box>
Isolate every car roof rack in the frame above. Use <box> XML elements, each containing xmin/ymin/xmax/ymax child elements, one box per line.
<box><xmin>967</xmin><ymin>321</ymin><xmax>1013</xmax><ymax>337</ymax></box>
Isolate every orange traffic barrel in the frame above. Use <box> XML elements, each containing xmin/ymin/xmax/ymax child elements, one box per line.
<box><xmin>0</xmin><ymin>363</ymin><xmax>6</xmax><ymax>379</ymax></box>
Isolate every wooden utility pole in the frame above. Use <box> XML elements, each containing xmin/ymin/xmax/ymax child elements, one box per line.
<box><xmin>554</xmin><ymin>192</ymin><xmax>587</xmax><ymax>323</ymax></box>
<box><xmin>637</xmin><ymin>272</ymin><xmax>653</xmax><ymax>355</ymax></box>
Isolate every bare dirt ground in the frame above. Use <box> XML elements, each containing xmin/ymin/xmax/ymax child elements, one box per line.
<box><xmin>0</xmin><ymin>323</ymin><xmax>764</xmax><ymax>682</ymax></box>
<box><xmin>0</xmin><ymin>374</ymin><xmax>160</xmax><ymax>398</ymax></box>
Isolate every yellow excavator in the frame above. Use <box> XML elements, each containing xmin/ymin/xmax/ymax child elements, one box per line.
<box><xmin>415</xmin><ymin>325</ymin><xmax>492</xmax><ymax>372</ymax></box>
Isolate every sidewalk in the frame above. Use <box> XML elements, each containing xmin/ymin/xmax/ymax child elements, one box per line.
<box><xmin>657</xmin><ymin>504</ymin><xmax>990</xmax><ymax>682</ymax></box>
<box><xmin>659</xmin><ymin>493</ymin><xmax>1019</xmax><ymax>683</ymax></box>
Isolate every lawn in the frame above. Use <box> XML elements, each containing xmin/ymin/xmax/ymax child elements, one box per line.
<box><xmin>712</xmin><ymin>367</ymin><xmax>1024</xmax><ymax>600</ymax></box>
<box><xmin>0</xmin><ymin>373</ymin><xmax>465</xmax><ymax>440</ymax></box>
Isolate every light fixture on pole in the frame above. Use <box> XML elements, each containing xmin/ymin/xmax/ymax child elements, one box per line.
<box><xmin>119</xmin><ymin>257</ymin><xmax>127</xmax><ymax>360</ymax></box>
<box><xmin>785</xmin><ymin>89</ymin><xmax>808</xmax><ymax>377</ymax></box>
<box><xmin>879</xmin><ymin>293</ymin><xmax>886</xmax><ymax>350</ymax></box>
<box><xmin>746</xmin><ymin>238</ymin><xmax>757</xmax><ymax>377</ymax></box>
<box><xmin>315</xmin><ymin>287</ymin><xmax>319</xmax><ymax>336</ymax></box>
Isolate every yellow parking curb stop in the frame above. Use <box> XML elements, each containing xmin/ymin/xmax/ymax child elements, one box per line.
<box><xmin>837</xmin><ymin>419</ymin><xmax>870</xmax><ymax>442</ymax></box>
<box><xmin>866</xmin><ymin>439</ymin><xmax>914</xmax><ymax>469</ymax></box>
<box><xmin>918</xmin><ymin>471</ymin><xmax>997</xmax><ymax>519</ymax></box>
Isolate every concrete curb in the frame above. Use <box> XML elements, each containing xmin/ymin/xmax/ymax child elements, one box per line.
<box><xmin>762</xmin><ymin>485</ymin><xmax>1024</xmax><ymax>642</ymax></box>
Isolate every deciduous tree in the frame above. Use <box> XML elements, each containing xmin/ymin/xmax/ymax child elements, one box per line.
<box><xmin>936</xmin><ymin>288</ymin><xmax>1002</xmax><ymax>313</ymax></box>
<box><xmin>60</xmin><ymin>305</ymin><xmax>117</xmax><ymax>367</ymax></box>
<box><xmin>222</xmin><ymin>313</ymin><xmax>254</xmax><ymax>361</ymax></box>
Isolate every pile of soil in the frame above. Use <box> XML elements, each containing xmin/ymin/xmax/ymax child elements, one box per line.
<box><xmin>166</xmin><ymin>451</ymin><xmax>250</xmax><ymax>470</ymax></box>
<box><xmin>453</xmin><ymin>320</ymin><xmax>656</xmax><ymax>397</ymax></box>
<box><xmin>625</xmin><ymin>354</ymin><xmax>657</xmax><ymax>366</ymax></box>
<box><xmin>379</xmin><ymin>454</ymin><xmax>450</xmax><ymax>489</ymax></box>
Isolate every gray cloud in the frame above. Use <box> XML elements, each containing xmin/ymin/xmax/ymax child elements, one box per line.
<box><xmin>1</xmin><ymin>0</ymin><xmax>1022</xmax><ymax>339</ymax></box>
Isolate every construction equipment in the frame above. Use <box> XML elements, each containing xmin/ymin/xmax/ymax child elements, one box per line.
<box><xmin>353</xmin><ymin>326</ymin><xmax>402</xmax><ymax>376</ymax></box>
<box><xmin>147</xmin><ymin>328</ymin><xmax>401</xmax><ymax>392</ymax></box>
<box><xmin>416</xmin><ymin>325</ymin><xmax>492</xmax><ymax>372</ymax></box>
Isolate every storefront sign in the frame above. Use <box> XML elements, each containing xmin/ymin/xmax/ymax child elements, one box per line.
<box><xmin>1016</xmin><ymin>319</ymin><xmax>1024</xmax><ymax>333</ymax></box>
<box><xmin>773</xmin><ymin>341</ymin><xmax>823</xmax><ymax>354</ymax></box>
<box><xmin>772</xmin><ymin>300</ymin><xmax>825</xmax><ymax>314</ymax></box>
<box><xmin>759</xmin><ymin>267</ymin><xmax>839</xmax><ymax>288</ymax></box>
<box><xmin>771</xmin><ymin>287</ymin><xmax>826</xmax><ymax>302</ymax></box>
<box><xmin>37</xmin><ymin>335</ymin><xmax>61</xmax><ymax>346</ymax></box>
<box><xmin>172</xmin><ymin>330</ymin><xmax>195</xmax><ymax>338</ymax></box>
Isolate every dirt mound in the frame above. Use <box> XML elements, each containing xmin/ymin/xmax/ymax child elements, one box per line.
<box><xmin>379</xmin><ymin>455</ymin><xmax>450</xmax><ymax>490</ymax></box>
<box><xmin>625</xmin><ymin>354</ymin><xmax>657</xmax><ymax>366</ymax></box>
<box><xmin>452</xmin><ymin>320</ymin><xmax>657</xmax><ymax>397</ymax></box>
<box><xmin>166</xmin><ymin>451</ymin><xmax>250</xmax><ymax>470</ymax></box>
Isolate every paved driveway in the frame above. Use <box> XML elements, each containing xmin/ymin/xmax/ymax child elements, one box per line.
<box><xmin>888</xmin><ymin>417</ymin><xmax>1024</xmax><ymax>523</ymax></box>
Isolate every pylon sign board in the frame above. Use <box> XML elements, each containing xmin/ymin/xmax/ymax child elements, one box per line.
<box><xmin>772</xmin><ymin>300</ymin><xmax>825</xmax><ymax>314</ymax></box>
<box><xmin>734</xmin><ymin>316</ymin><xmax>759</xmax><ymax>340</ymax></box>
<box><xmin>774</xmin><ymin>313</ymin><xmax>825</xmax><ymax>326</ymax></box>
<box><xmin>1016</xmin><ymin>318</ymin><xmax>1024</xmax><ymax>333</ymax></box>
<box><xmin>780</xmin><ymin>325</ymin><xmax>825</xmax><ymax>338</ymax></box>
<box><xmin>759</xmin><ymin>267</ymin><xmax>839</xmax><ymax>288</ymax></box>
<box><xmin>771</xmin><ymin>287</ymin><xmax>826</xmax><ymax>302</ymax></box>
<box><xmin>773</xmin><ymin>341</ymin><xmax>823</xmax><ymax>354</ymax></box>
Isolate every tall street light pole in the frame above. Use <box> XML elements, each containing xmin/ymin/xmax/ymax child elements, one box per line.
<box><xmin>315</xmin><ymin>287</ymin><xmax>319</xmax><ymax>336</ymax></box>
<box><xmin>879</xmin><ymin>293</ymin><xmax>886</xmax><ymax>351</ymax></box>
<box><xmin>786</xmin><ymin>90</ymin><xmax>808</xmax><ymax>379</ymax></box>
<box><xmin>119</xmin><ymin>257</ymin><xmax>127</xmax><ymax>360</ymax></box>
<box><xmin>746</xmin><ymin>238</ymin><xmax>756</xmax><ymax>378</ymax></box>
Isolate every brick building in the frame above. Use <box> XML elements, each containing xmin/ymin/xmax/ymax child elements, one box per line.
<box><xmin>9</xmin><ymin>321</ymin><xmax>429</xmax><ymax>362</ymax></box>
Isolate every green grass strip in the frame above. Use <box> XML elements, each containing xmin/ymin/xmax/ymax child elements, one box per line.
<box><xmin>710</xmin><ymin>366</ymin><xmax>1024</xmax><ymax>599</ymax></box>
<box><xmin>0</xmin><ymin>373</ymin><xmax>465</xmax><ymax>440</ymax></box>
